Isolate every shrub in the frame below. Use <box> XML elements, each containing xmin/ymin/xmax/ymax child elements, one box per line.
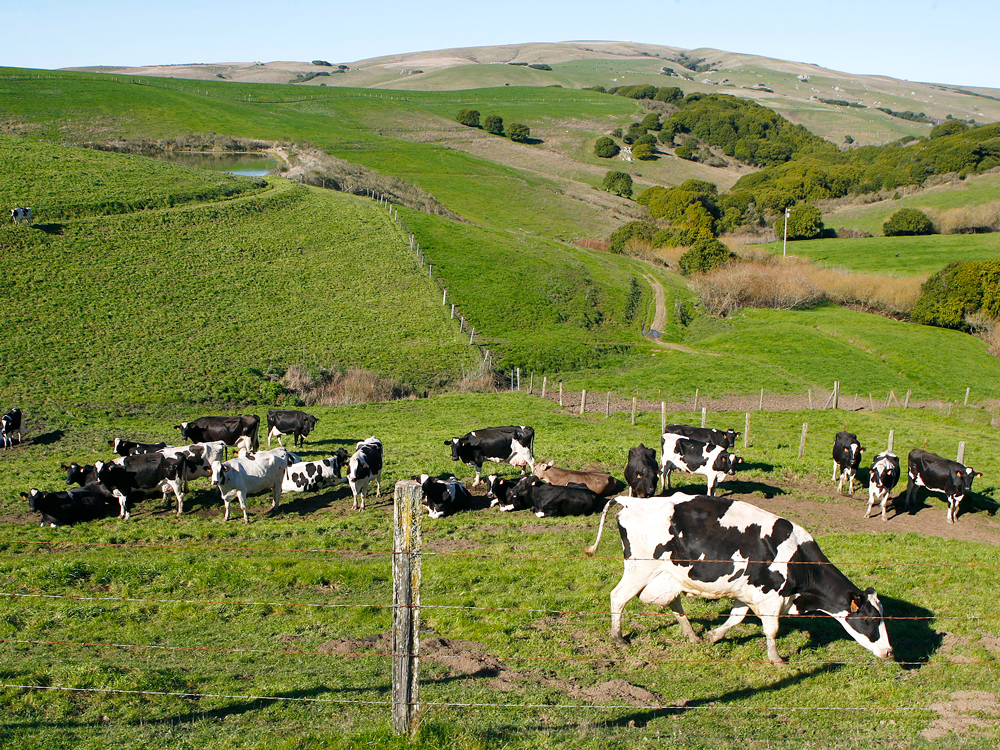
<box><xmin>609</xmin><ymin>221</ymin><xmax>656</xmax><ymax>254</ymax></box>
<box><xmin>654</xmin><ymin>86</ymin><xmax>684</xmax><ymax>103</ymax></box>
<box><xmin>883</xmin><ymin>208</ymin><xmax>934</xmax><ymax>236</ymax></box>
<box><xmin>640</xmin><ymin>113</ymin><xmax>662</xmax><ymax>131</ymax></box>
<box><xmin>456</xmin><ymin>109</ymin><xmax>481</xmax><ymax>128</ymax></box>
<box><xmin>674</xmin><ymin>143</ymin><xmax>695</xmax><ymax>160</ymax></box>
<box><xmin>528</xmin><ymin>63</ymin><xmax>552</xmax><ymax>71</ymax></box>
<box><xmin>634</xmin><ymin>133</ymin><xmax>658</xmax><ymax>147</ymax></box>
<box><xmin>508</xmin><ymin>123</ymin><xmax>531</xmax><ymax>143</ymax></box>
<box><xmin>632</xmin><ymin>143</ymin><xmax>656</xmax><ymax>160</ymax></box>
<box><xmin>603</xmin><ymin>171</ymin><xmax>633</xmax><ymax>198</ymax></box>
<box><xmin>678</xmin><ymin>233</ymin><xmax>736</xmax><ymax>275</ymax></box>
<box><xmin>594</xmin><ymin>137</ymin><xmax>620</xmax><ymax>158</ymax></box>
<box><xmin>774</xmin><ymin>203</ymin><xmax>824</xmax><ymax>240</ymax></box>
<box><xmin>312</xmin><ymin>60</ymin><xmax>332</xmax><ymax>66</ymax></box>
<box><xmin>912</xmin><ymin>260</ymin><xmax>1000</xmax><ymax>329</ymax></box>
<box><xmin>484</xmin><ymin>115</ymin><xmax>504</xmax><ymax>135</ymax></box>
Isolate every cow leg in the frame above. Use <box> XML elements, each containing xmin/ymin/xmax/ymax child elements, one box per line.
<box><xmin>667</xmin><ymin>599</ymin><xmax>701</xmax><ymax>644</ymax></box>
<box><xmin>609</xmin><ymin>573</ymin><xmax>649</xmax><ymax>645</ymax></box>
<box><xmin>114</xmin><ymin>489</ymin><xmax>128</xmax><ymax>520</ymax></box>
<box><xmin>948</xmin><ymin>497</ymin><xmax>957</xmax><ymax>524</ymax></box>
<box><xmin>628</xmin><ymin>485</ymin><xmax>634</xmax><ymax>497</ymax></box>
<box><xmin>904</xmin><ymin>476</ymin><xmax>915</xmax><ymax>511</ymax></box>
<box><xmin>881</xmin><ymin>491</ymin><xmax>889</xmax><ymax>521</ymax></box>
<box><xmin>271</xmin><ymin>484</ymin><xmax>280</xmax><ymax>511</ymax></box>
<box><xmin>864</xmin><ymin>487</ymin><xmax>876</xmax><ymax>519</ymax></box>
<box><xmin>705</xmin><ymin>601</ymin><xmax>751</xmax><ymax>645</ymax></box>
<box><xmin>706</xmin><ymin>475</ymin><xmax>716</xmax><ymax>497</ymax></box>
<box><xmin>239</xmin><ymin>491</ymin><xmax>249</xmax><ymax>524</ymax></box>
<box><xmin>759</xmin><ymin>608</ymin><xmax>786</xmax><ymax>665</ymax></box>
<box><xmin>832</xmin><ymin>461</ymin><xmax>839</xmax><ymax>483</ymax></box>
<box><xmin>848</xmin><ymin>472</ymin><xmax>855</xmax><ymax>495</ymax></box>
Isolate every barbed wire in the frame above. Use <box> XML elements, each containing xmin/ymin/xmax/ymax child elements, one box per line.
<box><xmin>0</xmin><ymin>683</ymin><xmax>386</xmax><ymax>706</ymax></box>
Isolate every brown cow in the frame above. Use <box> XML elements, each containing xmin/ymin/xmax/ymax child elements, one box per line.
<box><xmin>531</xmin><ymin>461</ymin><xmax>619</xmax><ymax>496</ymax></box>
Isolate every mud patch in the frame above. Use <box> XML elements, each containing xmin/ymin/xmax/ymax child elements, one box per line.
<box><xmin>922</xmin><ymin>691</ymin><xmax>1000</xmax><ymax>740</ymax></box>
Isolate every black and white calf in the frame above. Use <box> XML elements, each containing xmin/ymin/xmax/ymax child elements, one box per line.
<box><xmin>282</xmin><ymin>448</ymin><xmax>351</xmax><ymax>495</ymax></box>
<box><xmin>420</xmin><ymin>474</ymin><xmax>473</xmax><ymax>518</ymax></box>
<box><xmin>660</xmin><ymin>434</ymin><xmax>741</xmax><ymax>496</ymax></box>
<box><xmin>108</xmin><ymin>438</ymin><xmax>168</xmax><ymax>457</ymax></box>
<box><xmin>485</xmin><ymin>474</ymin><xmax>530</xmax><ymax>511</ymax></box>
<box><xmin>584</xmin><ymin>494</ymin><xmax>893</xmax><ymax>664</ymax></box>
<box><xmin>905</xmin><ymin>449</ymin><xmax>982</xmax><ymax>523</ymax></box>
<box><xmin>266</xmin><ymin>409</ymin><xmax>318</xmax><ymax>448</ymax></box>
<box><xmin>23</xmin><ymin>487</ymin><xmax>117</xmax><ymax>527</ymax></box>
<box><xmin>348</xmin><ymin>437</ymin><xmax>383</xmax><ymax>511</ymax></box>
<box><xmin>865</xmin><ymin>451</ymin><xmax>901</xmax><ymax>521</ymax></box>
<box><xmin>832</xmin><ymin>431</ymin><xmax>865</xmax><ymax>494</ymax></box>
<box><xmin>1</xmin><ymin>407</ymin><xmax>22</xmax><ymax>448</ymax></box>
<box><xmin>10</xmin><ymin>207</ymin><xmax>32</xmax><ymax>225</ymax></box>
<box><xmin>664</xmin><ymin>424</ymin><xmax>741</xmax><ymax>450</ymax></box>
<box><xmin>446</xmin><ymin>426</ymin><xmax>534</xmax><ymax>486</ymax></box>
<box><xmin>95</xmin><ymin>453</ymin><xmax>191</xmax><ymax>520</ymax></box>
<box><xmin>505</xmin><ymin>475</ymin><xmax>606</xmax><ymax>517</ymax></box>
<box><xmin>624</xmin><ymin>444</ymin><xmax>659</xmax><ymax>499</ymax></box>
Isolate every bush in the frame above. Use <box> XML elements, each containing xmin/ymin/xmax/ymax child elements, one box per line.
<box><xmin>507</xmin><ymin>123</ymin><xmax>531</xmax><ymax>143</ymax></box>
<box><xmin>674</xmin><ymin>143</ymin><xmax>695</xmax><ymax>160</ymax></box>
<box><xmin>883</xmin><ymin>208</ymin><xmax>934</xmax><ymax>236</ymax></box>
<box><xmin>678</xmin><ymin>234</ymin><xmax>736</xmax><ymax>275</ymax></box>
<box><xmin>594</xmin><ymin>136</ymin><xmax>620</xmax><ymax>158</ymax></box>
<box><xmin>456</xmin><ymin>109</ymin><xmax>480</xmax><ymax>128</ymax></box>
<box><xmin>484</xmin><ymin>115</ymin><xmax>504</xmax><ymax>135</ymax></box>
<box><xmin>634</xmin><ymin>133</ymin><xmax>658</xmax><ymax>147</ymax></box>
<box><xmin>912</xmin><ymin>260</ymin><xmax>1000</xmax><ymax>329</ymax></box>
<box><xmin>609</xmin><ymin>221</ymin><xmax>656</xmax><ymax>254</ymax></box>
<box><xmin>654</xmin><ymin>86</ymin><xmax>684</xmax><ymax>103</ymax></box>
<box><xmin>528</xmin><ymin>63</ymin><xmax>552</xmax><ymax>71</ymax></box>
<box><xmin>774</xmin><ymin>203</ymin><xmax>824</xmax><ymax>240</ymax></box>
<box><xmin>312</xmin><ymin>60</ymin><xmax>332</xmax><ymax>66</ymax></box>
<box><xmin>640</xmin><ymin>113</ymin><xmax>661</xmax><ymax>131</ymax></box>
<box><xmin>632</xmin><ymin>143</ymin><xmax>656</xmax><ymax>160</ymax></box>
<box><xmin>603</xmin><ymin>171</ymin><xmax>633</xmax><ymax>198</ymax></box>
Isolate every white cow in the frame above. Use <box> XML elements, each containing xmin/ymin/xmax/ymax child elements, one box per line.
<box><xmin>156</xmin><ymin>441</ymin><xmax>227</xmax><ymax>514</ymax></box>
<box><xmin>209</xmin><ymin>448</ymin><xmax>296</xmax><ymax>523</ymax></box>
<box><xmin>10</xmin><ymin>207</ymin><xmax>32</xmax><ymax>225</ymax></box>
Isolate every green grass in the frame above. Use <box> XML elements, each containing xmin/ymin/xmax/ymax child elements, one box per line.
<box><xmin>762</xmin><ymin>233</ymin><xmax>1000</xmax><ymax>276</ymax></box>
<box><xmin>2</xmin><ymin>393</ymin><xmax>1000</xmax><ymax>748</ymax></box>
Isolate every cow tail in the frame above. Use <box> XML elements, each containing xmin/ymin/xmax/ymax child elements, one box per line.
<box><xmin>583</xmin><ymin>498</ymin><xmax>620</xmax><ymax>557</ymax></box>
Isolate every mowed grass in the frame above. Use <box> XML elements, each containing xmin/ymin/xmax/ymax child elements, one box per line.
<box><xmin>1</xmin><ymin>392</ymin><xmax>1000</xmax><ymax>748</ymax></box>
<box><xmin>0</xmin><ymin>139</ymin><xmax>475</xmax><ymax>404</ymax></box>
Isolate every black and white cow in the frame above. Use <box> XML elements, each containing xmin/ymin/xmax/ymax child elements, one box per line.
<box><xmin>506</xmin><ymin>475</ymin><xmax>606</xmax><ymax>518</ymax></box>
<box><xmin>446</xmin><ymin>426</ymin><xmax>534</xmax><ymax>486</ymax></box>
<box><xmin>624</xmin><ymin>444</ymin><xmax>659</xmax><ymax>499</ymax></box>
<box><xmin>485</xmin><ymin>474</ymin><xmax>533</xmax><ymax>511</ymax></box>
<box><xmin>348</xmin><ymin>437</ymin><xmax>383</xmax><ymax>511</ymax></box>
<box><xmin>832</xmin><ymin>431</ymin><xmax>865</xmax><ymax>494</ymax></box>
<box><xmin>865</xmin><ymin>451</ymin><xmax>901</xmax><ymax>521</ymax></box>
<box><xmin>155</xmin><ymin>441</ymin><xmax>228</xmax><ymax>514</ymax></box>
<box><xmin>420</xmin><ymin>474</ymin><xmax>474</xmax><ymax>518</ymax></box>
<box><xmin>95</xmin><ymin>453</ymin><xmax>191</xmax><ymax>520</ymax></box>
<box><xmin>282</xmin><ymin>448</ymin><xmax>351</xmax><ymax>495</ymax></box>
<box><xmin>660</xmin><ymin>434</ymin><xmax>741</xmax><ymax>496</ymax></box>
<box><xmin>23</xmin><ymin>487</ymin><xmax>117</xmax><ymax>527</ymax></box>
<box><xmin>1</xmin><ymin>407</ymin><xmax>22</xmax><ymax>448</ymax></box>
<box><xmin>175</xmin><ymin>415</ymin><xmax>260</xmax><ymax>454</ymax></box>
<box><xmin>664</xmin><ymin>424</ymin><xmax>741</xmax><ymax>450</ymax></box>
<box><xmin>584</xmin><ymin>494</ymin><xmax>893</xmax><ymax>664</ymax></box>
<box><xmin>108</xmin><ymin>438</ymin><xmax>168</xmax><ymax>457</ymax></box>
<box><xmin>10</xmin><ymin>207</ymin><xmax>32</xmax><ymax>225</ymax></box>
<box><xmin>266</xmin><ymin>409</ymin><xmax>319</xmax><ymax>448</ymax></box>
<box><xmin>905</xmin><ymin>449</ymin><xmax>982</xmax><ymax>523</ymax></box>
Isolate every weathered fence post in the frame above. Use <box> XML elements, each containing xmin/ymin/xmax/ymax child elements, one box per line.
<box><xmin>631</xmin><ymin>396</ymin><xmax>637</xmax><ymax>426</ymax></box>
<box><xmin>541</xmin><ymin>377</ymin><xmax>547</xmax><ymax>399</ymax></box>
<box><xmin>450</xmin><ymin>304</ymin><xmax>455</xmax><ymax>320</ymax></box>
<box><xmin>904</xmin><ymin>390</ymin><xmax>911</xmax><ymax>409</ymax></box>
<box><xmin>693</xmin><ymin>388</ymin><xmax>699</xmax><ymax>413</ymax></box>
<box><xmin>528</xmin><ymin>373</ymin><xmax>533</xmax><ymax>395</ymax></box>
<box><xmin>661</xmin><ymin>402</ymin><xmax>666</xmax><ymax>434</ymax></box>
<box><xmin>869</xmin><ymin>393</ymin><xmax>874</xmax><ymax>411</ymax></box>
<box><xmin>516</xmin><ymin>368</ymin><xmax>521</xmax><ymax>391</ymax></box>
<box><xmin>798</xmin><ymin>423</ymin><xmax>808</xmax><ymax>459</ymax></box>
<box><xmin>559</xmin><ymin>381</ymin><xmax>563</xmax><ymax>407</ymax></box>
<box><xmin>833</xmin><ymin>381</ymin><xmax>840</xmax><ymax>410</ymax></box>
<box><xmin>580</xmin><ymin>390</ymin><xmax>587</xmax><ymax>415</ymax></box>
<box><xmin>888</xmin><ymin>429</ymin><xmax>895</xmax><ymax>453</ymax></box>
<box><xmin>965</xmin><ymin>387</ymin><xmax>970</xmax><ymax>407</ymax></box>
<box><xmin>808</xmin><ymin>389</ymin><xmax>812</xmax><ymax>410</ymax></box>
<box><xmin>759</xmin><ymin>389</ymin><xmax>764</xmax><ymax>411</ymax></box>
<box><xmin>469</xmin><ymin>327</ymin><xmax>475</xmax><ymax>345</ymax></box>
<box><xmin>701</xmin><ymin>407</ymin><xmax>707</xmax><ymax>429</ymax></box>
<box><xmin>744</xmin><ymin>413</ymin><xmax>750</xmax><ymax>448</ymax></box>
<box><xmin>607</xmin><ymin>392</ymin><xmax>612</xmax><ymax>418</ymax></box>
<box><xmin>442</xmin><ymin>288</ymin><xmax>447</xmax><ymax>305</ymax></box>
<box><xmin>392</xmin><ymin>480</ymin><xmax>422</xmax><ymax>736</ymax></box>
<box><xmin>958</xmin><ymin>441</ymin><xmax>966</xmax><ymax>464</ymax></box>
<box><xmin>510</xmin><ymin>370</ymin><xmax>514</xmax><ymax>393</ymax></box>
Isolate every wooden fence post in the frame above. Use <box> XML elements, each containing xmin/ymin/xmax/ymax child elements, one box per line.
<box><xmin>559</xmin><ymin>382</ymin><xmax>563</xmax><ymax>407</ymax></box>
<box><xmin>510</xmin><ymin>371</ymin><xmax>514</xmax><ymax>393</ymax></box>
<box><xmin>759</xmin><ymin>389</ymin><xmax>764</xmax><ymax>411</ymax></box>
<box><xmin>833</xmin><ymin>381</ymin><xmax>840</xmax><ymax>410</ymax></box>
<box><xmin>392</xmin><ymin>480</ymin><xmax>422</xmax><ymax>736</ymax></box>
<box><xmin>607</xmin><ymin>392</ymin><xmax>611</xmax><ymax>418</ymax></box>
<box><xmin>516</xmin><ymin>368</ymin><xmax>521</xmax><ymax>391</ymax></box>
<box><xmin>469</xmin><ymin>328</ymin><xmax>475</xmax><ymax>345</ymax></box>
<box><xmin>744</xmin><ymin>413</ymin><xmax>750</xmax><ymax>448</ymax></box>
<box><xmin>631</xmin><ymin>396</ymin><xmax>637</xmax><ymax>426</ymax></box>
<box><xmin>888</xmin><ymin>429</ymin><xmax>895</xmax><ymax>453</ymax></box>
<box><xmin>869</xmin><ymin>393</ymin><xmax>874</xmax><ymax>411</ymax></box>
<box><xmin>661</xmin><ymin>402</ymin><xmax>666</xmax><ymax>434</ymax></box>
<box><xmin>701</xmin><ymin>407</ymin><xmax>707</xmax><ymax>428</ymax></box>
<box><xmin>580</xmin><ymin>390</ymin><xmax>587</xmax><ymax>415</ymax></box>
<box><xmin>541</xmin><ymin>377</ymin><xmax>547</xmax><ymax>399</ymax></box>
<box><xmin>958</xmin><ymin>441</ymin><xmax>966</xmax><ymax>464</ymax></box>
<box><xmin>965</xmin><ymin>387</ymin><xmax>970</xmax><ymax>407</ymax></box>
<box><xmin>450</xmin><ymin>304</ymin><xmax>455</xmax><ymax>319</ymax></box>
<box><xmin>528</xmin><ymin>373</ymin><xmax>533</xmax><ymax>395</ymax></box>
<box><xmin>798</xmin><ymin>423</ymin><xmax>808</xmax><ymax>459</ymax></box>
<box><xmin>905</xmin><ymin>390</ymin><xmax>911</xmax><ymax>409</ymax></box>
<box><xmin>808</xmin><ymin>389</ymin><xmax>812</xmax><ymax>410</ymax></box>
<box><xmin>693</xmin><ymin>388</ymin><xmax>699</xmax><ymax>413</ymax></box>
<box><xmin>442</xmin><ymin>288</ymin><xmax>447</xmax><ymax>305</ymax></box>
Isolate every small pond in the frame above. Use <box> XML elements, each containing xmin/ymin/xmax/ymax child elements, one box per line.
<box><xmin>156</xmin><ymin>151</ymin><xmax>280</xmax><ymax>177</ymax></box>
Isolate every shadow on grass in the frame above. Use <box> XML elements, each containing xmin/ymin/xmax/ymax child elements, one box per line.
<box><xmin>28</xmin><ymin>429</ymin><xmax>65</xmax><ymax>446</ymax></box>
<box><xmin>892</xmin><ymin>488</ymin><xmax>999</xmax><ymax>519</ymax></box>
<box><xmin>32</xmin><ymin>223</ymin><xmax>65</xmax><ymax>235</ymax></box>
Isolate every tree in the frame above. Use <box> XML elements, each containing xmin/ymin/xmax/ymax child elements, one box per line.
<box><xmin>632</xmin><ymin>142</ymin><xmax>656</xmax><ymax>160</ymax></box>
<box><xmin>930</xmin><ymin>120</ymin><xmax>969</xmax><ymax>139</ymax></box>
<box><xmin>774</xmin><ymin>203</ymin><xmax>824</xmax><ymax>240</ymax></box>
<box><xmin>678</xmin><ymin>232</ymin><xmax>736</xmax><ymax>275</ymax></box>
<box><xmin>484</xmin><ymin>115</ymin><xmax>504</xmax><ymax>135</ymax></box>
<box><xmin>456</xmin><ymin>109</ymin><xmax>480</xmax><ymax>128</ymax></box>
<box><xmin>634</xmin><ymin>133</ymin><xmax>658</xmax><ymax>147</ymax></box>
<box><xmin>508</xmin><ymin>122</ymin><xmax>530</xmax><ymax>143</ymax></box>
<box><xmin>603</xmin><ymin>171</ymin><xmax>633</xmax><ymax>198</ymax></box>
<box><xmin>594</xmin><ymin>136</ymin><xmax>620</xmax><ymax>158</ymax></box>
<box><xmin>640</xmin><ymin>113</ymin><xmax>662</xmax><ymax>131</ymax></box>
<box><xmin>883</xmin><ymin>208</ymin><xmax>934</xmax><ymax>236</ymax></box>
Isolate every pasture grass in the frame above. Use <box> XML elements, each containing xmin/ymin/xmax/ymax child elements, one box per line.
<box><xmin>1</xmin><ymin>392</ymin><xmax>1000</xmax><ymax>748</ymax></box>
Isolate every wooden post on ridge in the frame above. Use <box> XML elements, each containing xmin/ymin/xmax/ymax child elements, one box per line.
<box><xmin>528</xmin><ymin>373</ymin><xmax>533</xmax><ymax>395</ymax></box>
<box><xmin>744</xmin><ymin>413</ymin><xmax>750</xmax><ymax>448</ymax></box>
<box><xmin>661</xmin><ymin>402</ymin><xmax>666</xmax><ymax>434</ymax></box>
<box><xmin>958</xmin><ymin>441</ymin><xmax>966</xmax><ymax>464</ymax></box>
<box><xmin>965</xmin><ymin>387</ymin><xmax>971</xmax><ymax>407</ymax></box>
<box><xmin>904</xmin><ymin>390</ymin><xmax>911</xmax><ymax>409</ymax></box>
<box><xmin>580</xmin><ymin>390</ymin><xmax>587</xmax><ymax>415</ymax></box>
<box><xmin>541</xmin><ymin>377</ymin><xmax>547</xmax><ymax>399</ymax></box>
<box><xmin>701</xmin><ymin>407</ymin><xmax>707</xmax><ymax>429</ymax></box>
<box><xmin>798</xmin><ymin>423</ymin><xmax>808</xmax><ymax>459</ymax></box>
<box><xmin>606</xmin><ymin>392</ymin><xmax>612</xmax><ymax>418</ymax></box>
<box><xmin>558</xmin><ymin>382</ymin><xmax>563</xmax><ymax>407</ymax></box>
<box><xmin>631</xmin><ymin>396</ymin><xmax>637</xmax><ymax>426</ymax></box>
<box><xmin>759</xmin><ymin>389</ymin><xmax>764</xmax><ymax>411</ymax></box>
<box><xmin>392</xmin><ymin>480</ymin><xmax>422</xmax><ymax>736</ymax></box>
<box><xmin>693</xmin><ymin>388</ymin><xmax>699</xmax><ymax>414</ymax></box>
<box><xmin>887</xmin><ymin>429</ymin><xmax>895</xmax><ymax>454</ymax></box>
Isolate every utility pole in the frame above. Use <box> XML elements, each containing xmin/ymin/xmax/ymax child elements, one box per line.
<box><xmin>782</xmin><ymin>207</ymin><xmax>791</xmax><ymax>258</ymax></box>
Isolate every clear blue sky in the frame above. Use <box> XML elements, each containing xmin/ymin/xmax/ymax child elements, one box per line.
<box><xmin>3</xmin><ymin>0</ymin><xmax>997</xmax><ymax>89</ymax></box>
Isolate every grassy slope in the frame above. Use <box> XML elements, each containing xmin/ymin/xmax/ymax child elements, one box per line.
<box><xmin>2</xmin><ymin>393</ymin><xmax>999</xmax><ymax>748</ymax></box>
<box><xmin>0</xmin><ymin>137</ymin><xmax>475</xmax><ymax>404</ymax></box>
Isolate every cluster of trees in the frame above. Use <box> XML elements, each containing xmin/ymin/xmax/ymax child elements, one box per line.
<box><xmin>883</xmin><ymin>208</ymin><xmax>934</xmax><ymax>236</ymax></box>
<box><xmin>456</xmin><ymin>110</ymin><xmax>531</xmax><ymax>143</ymax></box>
<box><xmin>913</xmin><ymin>260</ymin><xmax>1000</xmax><ymax>330</ymax></box>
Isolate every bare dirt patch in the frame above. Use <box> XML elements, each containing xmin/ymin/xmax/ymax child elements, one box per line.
<box><xmin>922</xmin><ymin>691</ymin><xmax>1000</xmax><ymax>741</ymax></box>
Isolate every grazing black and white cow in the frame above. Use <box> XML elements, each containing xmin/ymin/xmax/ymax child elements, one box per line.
<box><xmin>266</xmin><ymin>409</ymin><xmax>318</xmax><ymax>448</ymax></box>
<box><xmin>584</xmin><ymin>494</ymin><xmax>893</xmax><ymax>664</ymax></box>
<box><xmin>348</xmin><ymin>437</ymin><xmax>383</xmax><ymax>511</ymax></box>
<box><xmin>23</xmin><ymin>487</ymin><xmax>117</xmax><ymax>527</ymax></box>
<box><xmin>282</xmin><ymin>448</ymin><xmax>351</xmax><ymax>495</ymax></box>
<box><xmin>660</xmin><ymin>434</ymin><xmax>741</xmax><ymax>496</ymax></box>
<box><xmin>905</xmin><ymin>449</ymin><xmax>982</xmax><ymax>523</ymax></box>
<box><xmin>175</xmin><ymin>415</ymin><xmax>260</xmax><ymax>454</ymax></box>
<box><xmin>506</xmin><ymin>475</ymin><xmax>606</xmax><ymax>517</ymax></box>
<box><xmin>624</xmin><ymin>444</ymin><xmax>659</xmax><ymax>499</ymax></box>
<box><xmin>446</xmin><ymin>426</ymin><xmax>535</xmax><ymax>486</ymax></box>
<box><xmin>664</xmin><ymin>424</ymin><xmax>741</xmax><ymax>450</ymax></box>
<box><xmin>832</xmin><ymin>431</ymin><xmax>865</xmax><ymax>494</ymax></box>
<box><xmin>1</xmin><ymin>407</ymin><xmax>22</xmax><ymax>448</ymax></box>
<box><xmin>10</xmin><ymin>207</ymin><xmax>32</xmax><ymax>225</ymax></box>
<box><xmin>210</xmin><ymin>449</ymin><xmax>295</xmax><ymax>523</ymax></box>
<box><xmin>865</xmin><ymin>451</ymin><xmax>901</xmax><ymax>521</ymax></box>
<box><xmin>108</xmin><ymin>438</ymin><xmax>168</xmax><ymax>457</ymax></box>
<box><xmin>420</xmin><ymin>474</ymin><xmax>474</xmax><ymax>519</ymax></box>
<box><xmin>95</xmin><ymin>453</ymin><xmax>190</xmax><ymax>520</ymax></box>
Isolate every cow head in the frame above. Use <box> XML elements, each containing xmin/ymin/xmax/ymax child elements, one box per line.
<box><xmin>531</xmin><ymin>461</ymin><xmax>555</xmax><ymax>480</ymax></box>
<box><xmin>504</xmin><ymin>475</ymin><xmax>541</xmax><ymax>512</ymax></box>
<box><xmin>210</xmin><ymin>461</ymin><xmax>229</xmax><ymax>487</ymax></box>
<box><xmin>713</xmin><ymin>451</ymin><xmax>742</xmax><ymax>476</ymax></box>
<box><xmin>840</xmin><ymin>588</ymin><xmax>893</xmax><ymax>660</ymax></box>
<box><xmin>445</xmin><ymin>437</ymin><xmax>463</xmax><ymax>461</ymax></box>
<box><xmin>627</xmin><ymin>444</ymin><xmax>659</xmax><ymax>499</ymax></box>
<box><xmin>22</xmin><ymin>489</ymin><xmax>40</xmax><ymax>512</ymax></box>
<box><xmin>960</xmin><ymin>467</ymin><xmax>982</xmax><ymax>492</ymax></box>
<box><xmin>174</xmin><ymin>423</ymin><xmax>190</xmax><ymax>439</ymax></box>
<box><xmin>302</xmin><ymin>415</ymin><xmax>318</xmax><ymax>437</ymax></box>
<box><xmin>62</xmin><ymin>462</ymin><xmax>91</xmax><ymax>486</ymax></box>
<box><xmin>723</xmin><ymin>429</ymin><xmax>741</xmax><ymax>449</ymax></box>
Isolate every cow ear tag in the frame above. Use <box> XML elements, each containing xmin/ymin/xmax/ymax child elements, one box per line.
<box><xmin>850</xmin><ymin>598</ymin><xmax>859</xmax><ymax>613</ymax></box>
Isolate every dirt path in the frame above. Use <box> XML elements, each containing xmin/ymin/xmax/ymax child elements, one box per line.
<box><xmin>640</xmin><ymin>271</ymin><xmax>720</xmax><ymax>356</ymax></box>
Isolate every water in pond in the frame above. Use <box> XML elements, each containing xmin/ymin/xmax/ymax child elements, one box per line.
<box><xmin>157</xmin><ymin>152</ymin><xmax>279</xmax><ymax>177</ymax></box>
